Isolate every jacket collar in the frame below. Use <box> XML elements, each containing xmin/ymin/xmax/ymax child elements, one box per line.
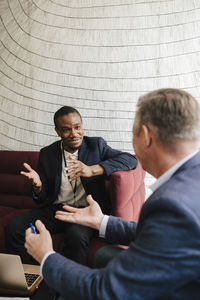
<box><xmin>150</xmin><ymin>150</ymin><xmax>200</xmax><ymax>193</ymax></box>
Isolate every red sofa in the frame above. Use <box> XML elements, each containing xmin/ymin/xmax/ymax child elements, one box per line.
<box><xmin>0</xmin><ymin>150</ymin><xmax>145</xmax><ymax>266</ymax></box>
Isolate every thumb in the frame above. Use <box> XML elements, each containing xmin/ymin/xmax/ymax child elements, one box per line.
<box><xmin>35</xmin><ymin>220</ymin><xmax>46</xmax><ymax>233</ymax></box>
<box><xmin>86</xmin><ymin>194</ymin><xmax>94</xmax><ymax>206</ymax></box>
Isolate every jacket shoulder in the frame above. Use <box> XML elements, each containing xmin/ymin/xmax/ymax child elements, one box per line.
<box><xmin>83</xmin><ymin>136</ymin><xmax>104</xmax><ymax>148</ymax></box>
<box><xmin>40</xmin><ymin>140</ymin><xmax>61</xmax><ymax>153</ymax></box>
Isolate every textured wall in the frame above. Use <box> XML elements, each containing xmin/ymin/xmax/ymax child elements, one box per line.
<box><xmin>0</xmin><ymin>0</ymin><xmax>200</xmax><ymax>194</ymax></box>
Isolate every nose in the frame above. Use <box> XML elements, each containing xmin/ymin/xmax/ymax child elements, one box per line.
<box><xmin>70</xmin><ymin>128</ymin><xmax>77</xmax><ymax>137</ymax></box>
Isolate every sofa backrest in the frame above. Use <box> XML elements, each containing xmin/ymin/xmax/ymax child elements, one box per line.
<box><xmin>0</xmin><ymin>151</ymin><xmax>39</xmax><ymax>208</ymax></box>
<box><xmin>0</xmin><ymin>150</ymin><xmax>145</xmax><ymax>218</ymax></box>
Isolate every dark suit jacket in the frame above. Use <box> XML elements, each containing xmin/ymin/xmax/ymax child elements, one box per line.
<box><xmin>43</xmin><ymin>151</ymin><xmax>200</xmax><ymax>299</ymax></box>
<box><xmin>33</xmin><ymin>136</ymin><xmax>137</xmax><ymax>213</ymax></box>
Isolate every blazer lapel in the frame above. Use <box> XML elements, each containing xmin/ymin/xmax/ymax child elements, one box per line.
<box><xmin>53</xmin><ymin>141</ymin><xmax>62</xmax><ymax>195</ymax></box>
<box><xmin>78</xmin><ymin>137</ymin><xmax>90</xmax><ymax>164</ymax></box>
<box><xmin>78</xmin><ymin>138</ymin><xmax>90</xmax><ymax>188</ymax></box>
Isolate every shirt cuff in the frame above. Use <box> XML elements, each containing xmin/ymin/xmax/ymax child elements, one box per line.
<box><xmin>40</xmin><ymin>250</ymin><xmax>55</xmax><ymax>276</ymax></box>
<box><xmin>99</xmin><ymin>215</ymin><xmax>109</xmax><ymax>238</ymax></box>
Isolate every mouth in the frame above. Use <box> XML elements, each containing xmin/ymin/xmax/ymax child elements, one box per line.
<box><xmin>70</xmin><ymin>138</ymin><xmax>82</xmax><ymax>144</ymax></box>
<box><xmin>63</xmin><ymin>137</ymin><xmax>83</xmax><ymax>152</ymax></box>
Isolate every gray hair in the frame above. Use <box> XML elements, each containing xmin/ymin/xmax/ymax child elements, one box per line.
<box><xmin>135</xmin><ymin>88</ymin><xmax>200</xmax><ymax>144</ymax></box>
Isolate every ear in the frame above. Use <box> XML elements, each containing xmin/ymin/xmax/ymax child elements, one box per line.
<box><xmin>55</xmin><ymin>127</ymin><xmax>60</xmax><ymax>137</ymax></box>
<box><xmin>141</xmin><ymin>124</ymin><xmax>152</xmax><ymax>148</ymax></box>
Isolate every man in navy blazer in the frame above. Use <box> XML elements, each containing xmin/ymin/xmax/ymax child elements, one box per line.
<box><xmin>30</xmin><ymin>135</ymin><xmax>135</xmax><ymax>213</ymax></box>
<box><xmin>25</xmin><ymin>88</ymin><xmax>200</xmax><ymax>299</ymax></box>
<box><xmin>5</xmin><ymin>106</ymin><xmax>137</xmax><ymax>265</ymax></box>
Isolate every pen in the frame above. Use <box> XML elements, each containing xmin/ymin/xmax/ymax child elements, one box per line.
<box><xmin>30</xmin><ymin>223</ymin><xmax>36</xmax><ymax>234</ymax></box>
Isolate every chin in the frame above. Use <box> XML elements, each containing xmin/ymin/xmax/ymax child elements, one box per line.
<box><xmin>69</xmin><ymin>143</ymin><xmax>82</xmax><ymax>151</ymax></box>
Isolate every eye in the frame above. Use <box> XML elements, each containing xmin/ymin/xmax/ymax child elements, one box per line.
<box><xmin>75</xmin><ymin>125</ymin><xmax>81</xmax><ymax>130</ymax></box>
<box><xmin>62</xmin><ymin>128</ymin><xmax>70</xmax><ymax>133</ymax></box>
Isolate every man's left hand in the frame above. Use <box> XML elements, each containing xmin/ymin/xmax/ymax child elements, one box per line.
<box><xmin>55</xmin><ymin>195</ymin><xmax>104</xmax><ymax>230</ymax></box>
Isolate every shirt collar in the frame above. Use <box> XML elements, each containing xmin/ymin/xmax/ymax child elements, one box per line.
<box><xmin>150</xmin><ymin>150</ymin><xmax>199</xmax><ymax>193</ymax></box>
<box><xmin>64</xmin><ymin>149</ymin><xmax>78</xmax><ymax>158</ymax></box>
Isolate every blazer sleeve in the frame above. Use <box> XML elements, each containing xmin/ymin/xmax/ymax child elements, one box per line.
<box><xmin>104</xmin><ymin>215</ymin><xmax>137</xmax><ymax>245</ymax></box>
<box><xmin>97</xmin><ymin>137</ymin><xmax>138</xmax><ymax>176</ymax></box>
<box><xmin>42</xmin><ymin>196</ymin><xmax>200</xmax><ymax>300</ymax></box>
<box><xmin>32</xmin><ymin>148</ymin><xmax>49</xmax><ymax>204</ymax></box>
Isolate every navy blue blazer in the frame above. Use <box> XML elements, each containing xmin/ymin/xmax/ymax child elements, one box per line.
<box><xmin>33</xmin><ymin>136</ymin><xmax>137</xmax><ymax>213</ymax></box>
<box><xmin>43</xmin><ymin>151</ymin><xmax>200</xmax><ymax>299</ymax></box>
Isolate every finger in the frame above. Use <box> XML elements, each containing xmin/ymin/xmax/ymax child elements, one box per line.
<box><xmin>25</xmin><ymin>227</ymin><xmax>32</xmax><ymax>237</ymax></box>
<box><xmin>67</xmin><ymin>156</ymin><xmax>77</xmax><ymax>163</ymax></box>
<box><xmin>70</xmin><ymin>170</ymin><xmax>82</xmax><ymax>181</ymax></box>
<box><xmin>86</xmin><ymin>194</ymin><xmax>95</xmax><ymax>205</ymax></box>
<box><xmin>24</xmin><ymin>241</ymin><xmax>28</xmax><ymax>249</ymax></box>
<box><xmin>69</xmin><ymin>174</ymin><xmax>79</xmax><ymax>181</ymax></box>
<box><xmin>24</xmin><ymin>241</ymin><xmax>29</xmax><ymax>250</ymax></box>
<box><xmin>35</xmin><ymin>220</ymin><xmax>46</xmax><ymax>233</ymax></box>
<box><xmin>20</xmin><ymin>171</ymin><xmax>29</xmax><ymax>177</ymax></box>
<box><xmin>66</xmin><ymin>165</ymin><xmax>77</xmax><ymax>171</ymax></box>
<box><xmin>23</xmin><ymin>163</ymin><xmax>32</xmax><ymax>172</ymax></box>
<box><xmin>67</xmin><ymin>168</ymin><xmax>76</xmax><ymax>176</ymax></box>
<box><xmin>55</xmin><ymin>211</ymin><xmax>67</xmax><ymax>216</ymax></box>
<box><xmin>62</xmin><ymin>205</ymin><xmax>78</xmax><ymax>213</ymax></box>
<box><xmin>55</xmin><ymin>214</ymin><xmax>74</xmax><ymax>222</ymax></box>
<box><xmin>66</xmin><ymin>161</ymin><xmax>79</xmax><ymax>170</ymax></box>
<box><xmin>55</xmin><ymin>210</ymin><xmax>72</xmax><ymax>217</ymax></box>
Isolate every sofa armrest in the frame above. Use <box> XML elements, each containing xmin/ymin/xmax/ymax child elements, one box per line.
<box><xmin>87</xmin><ymin>162</ymin><xmax>145</xmax><ymax>266</ymax></box>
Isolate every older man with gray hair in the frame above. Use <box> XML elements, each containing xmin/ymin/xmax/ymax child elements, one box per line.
<box><xmin>25</xmin><ymin>88</ymin><xmax>200</xmax><ymax>300</ymax></box>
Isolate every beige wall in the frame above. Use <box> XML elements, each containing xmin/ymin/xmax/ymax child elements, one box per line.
<box><xmin>0</xmin><ymin>0</ymin><xmax>199</xmax><ymax>195</ymax></box>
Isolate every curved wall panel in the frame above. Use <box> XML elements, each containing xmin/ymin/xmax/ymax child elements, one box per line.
<box><xmin>0</xmin><ymin>0</ymin><xmax>199</xmax><ymax>193</ymax></box>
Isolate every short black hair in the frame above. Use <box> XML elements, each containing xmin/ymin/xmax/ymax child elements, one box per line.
<box><xmin>54</xmin><ymin>106</ymin><xmax>82</xmax><ymax>128</ymax></box>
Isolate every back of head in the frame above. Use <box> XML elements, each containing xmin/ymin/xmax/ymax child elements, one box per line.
<box><xmin>135</xmin><ymin>88</ymin><xmax>200</xmax><ymax>145</ymax></box>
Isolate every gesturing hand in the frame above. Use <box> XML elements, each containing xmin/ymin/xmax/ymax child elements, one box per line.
<box><xmin>25</xmin><ymin>220</ymin><xmax>53</xmax><ymax>264</ymax></box>
<box><xmin>66</xmin><ymin>156</ymin><xmax>104</xmax><ymax>181</ymax></box>
<box><xmin>20</xmin><ymin>163</ymin><xmax>42</xmax><ymax>194</ymax></box>
<box><xmin>55</xmin><ymin>195</ymin><xmax>104</xmax><ymax>231</ymax></box>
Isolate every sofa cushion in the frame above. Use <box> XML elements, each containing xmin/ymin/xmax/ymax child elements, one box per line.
<box><xmin>0</xmin><ymin>174</ymin><xmax>33</xmax><ymax>196</ymax></box>
<box><xmin>0</xmin><ymin>194</ymin><xmax>37</xmax><ymax>209</ymax></box>
<box><xmin>0</xmin><ymin>151</ymin><xmax>39</xmax><ymax>174</ymax></box>
<box><xmin>0</xmin><ymin>151</ymin><xmax>39</xmax><ymax>209</ymax></box>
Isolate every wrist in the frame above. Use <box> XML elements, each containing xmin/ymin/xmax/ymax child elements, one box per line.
<box><xmin>39</xmin><ymin>249</ymin><xmax>54</xmax><ymax>264</ymax></box>
<box><xmin>95</xmin><ymin>213</ymin><xmax>104</xmax><ymax>231</ymax></box>
<box><xmin>33</xmin><ymin>185</ymin><xmax>42</xmax><ymax>195</ymax></box>
<box><xmin>90</xmin><ymin>165</ymin><xmax>104</xmax><ymax>177</ymax></box>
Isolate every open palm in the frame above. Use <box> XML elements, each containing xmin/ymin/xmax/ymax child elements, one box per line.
<box><xmin>55</xmin><ymin>195</ymin><xmax>104</xmax><ymax>231</ymax></box>
<box><xmin>20</xmin><ymin>163</ymin><xmax>42</xmax><ymax>189</ymax></box>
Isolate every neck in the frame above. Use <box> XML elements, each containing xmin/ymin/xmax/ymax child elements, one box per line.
<box><xmin>150</xmin><ymin>140</ymin><xmax>199</xmax><ymax>178</ymax></box>
<box><xmin>62</xmin><ymin>143</ymin><xmax>77</xmax><ymax>154</ymax></box>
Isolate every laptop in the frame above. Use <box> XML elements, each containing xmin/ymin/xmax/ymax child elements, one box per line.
<box><xmin>0</xmin><ymin>253</ymin><xmax>43</xmax><ymax>296</ymax></box>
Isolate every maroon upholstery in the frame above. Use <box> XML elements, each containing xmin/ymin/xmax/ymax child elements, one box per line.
<box><xmin>0</xmin><ymin>150</ymin><xmax>145</xmax><ymax>266</ymax></box>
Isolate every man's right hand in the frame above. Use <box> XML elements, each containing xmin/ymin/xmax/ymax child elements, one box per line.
<box><xmin>55</xmin><ymin>195</ymin><xmax>104</xmax><ymax>231</ymax></box>
<box><xmin>20</xmin><ymin>163</ymin><xmax>42</xmax><ymax>194</ymax></box>
<box><xmin>25</xmin><ymin>220</ymin><xmax>54</xmax><ymax>264</ymax></box>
